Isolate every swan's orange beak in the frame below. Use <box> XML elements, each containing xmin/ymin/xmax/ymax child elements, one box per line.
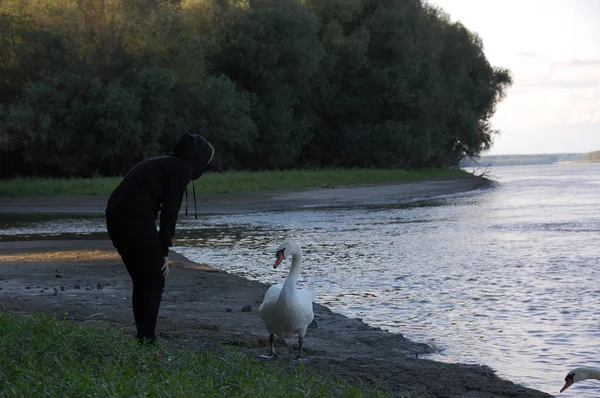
<box><xmin>274</xmin><ymin>252</ymin><xmax>284</xmax><ymax>269</ymax></box>
<box><xmin>560</xmin><ymin>379</ymin><xmax>573</xmax><ymax>393</ymax></box>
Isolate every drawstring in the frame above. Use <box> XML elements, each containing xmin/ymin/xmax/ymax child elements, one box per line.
<box><xmin>192</xmin><ymin>180</ymin><xmax>197</xmax><ymax>219</ymax></box>
<box><xmin>184</xmin><ymin>186</ymin><xmax>188</xmax><ymax>216</ymax></box>
<box><xmin>184</xmin><ymin>183</ymin><xmax>197</xmax><ymax>219</ymax></box>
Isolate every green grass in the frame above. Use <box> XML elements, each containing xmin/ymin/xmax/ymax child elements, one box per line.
<box><xmin>0</xmin><ymin>313</ymin><xmax>389</xmax><ymax>397</ymax></box>
<box><xmin>0</xmin><ymin>168</ymin><xmax>470</xmax><ymax>196</ymax></box>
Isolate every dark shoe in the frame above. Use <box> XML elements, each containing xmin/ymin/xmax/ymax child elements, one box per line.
<box><xmin>137</xmin><ymin>337</ymin><xmax>158</xmax><ymax>347</ymax></box>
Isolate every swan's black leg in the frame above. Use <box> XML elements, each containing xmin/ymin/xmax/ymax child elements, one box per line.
<box><xmin>269</xmin><ymin>333</ymin><xmax>277</xmax><ymax>357</ymax></box>
<box><xmin>296</xmin><ymin>335</ymin><xmax>308</xmax><ymax>361</ymax></box>
<box><xmin>257</xmin><ymin>333</ymin><xmax>277</xmax><ymax>359</ymax></box>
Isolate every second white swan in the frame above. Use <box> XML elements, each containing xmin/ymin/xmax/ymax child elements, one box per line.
<box><xmin>561</xmin><ymin>367</ymin><xmax>600</xmax><ymax>392</ymax></box>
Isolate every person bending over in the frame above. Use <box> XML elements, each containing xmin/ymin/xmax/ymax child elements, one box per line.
<box><xmin>105</xmin><ymin>133</ymin><xmax>214</xmax><ymax>345</ymax></box>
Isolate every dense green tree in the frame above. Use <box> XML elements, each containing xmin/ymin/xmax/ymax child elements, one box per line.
<box><xmin>207</xmin><ymin>0</ymin><xmax>324</xmax><ymax>168</ymax></box>
<box><xmin>0</xmin><ymin>0</ymin><xmax>512</xmax><ymax>177</ymax></box>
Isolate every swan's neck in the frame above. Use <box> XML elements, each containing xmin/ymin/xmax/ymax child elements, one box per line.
<box><xmin>282</xmin><ymin>252</ymin><xmax>302</xmax><ymax>288</ymax></box>
<box><xmin>578</xmin><ymin>368</ymin><xmax>600</xmax><ymax>381</ymax></box>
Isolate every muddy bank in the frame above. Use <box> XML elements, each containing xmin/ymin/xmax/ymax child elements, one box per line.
<box><xmin>0</xmin><ymin>239</ymin><xmax>553</xmax><ymax>397</ymax></box>
<box><xmin>0</xmin><ymin>175</ymin><xmax>491</xmax><ymax>215</ymax></box>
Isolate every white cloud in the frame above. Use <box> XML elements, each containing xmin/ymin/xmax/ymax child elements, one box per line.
<box><xmin>495</xmin><ymin>59</ymin><xmax>600</xmax><ymax>128</ymax></box>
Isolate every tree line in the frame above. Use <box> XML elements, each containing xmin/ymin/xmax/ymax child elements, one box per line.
<box><xmin>0</xmin><ymin>0</ymin><xmax>512</xmax><ymax>178</ymax></box>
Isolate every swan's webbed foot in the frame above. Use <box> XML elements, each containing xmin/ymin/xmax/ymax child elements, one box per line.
<box><xmin>257</xmin><ymin>352</ymin><xmax>278</xmax><ymax>360</ymax></box>
<box><xmin>295</xmin><ymin>335</ymin><xmax>309</xmax><ymax>363</ymax></box>
<box><xmin>257</xmin><ymin>333</ymin><xmax>278</xmax><ymax>360</ymax></box>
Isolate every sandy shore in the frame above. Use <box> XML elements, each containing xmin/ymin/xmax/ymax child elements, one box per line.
<box><xmin>0</xmin><ymin>175</ymin><xmax>490</xmax><ymax>215</ymax></box>
<box><xmin>0</xmin><ymin>177</ymin><xmax>555</xmax><ymax>397</ymax></box>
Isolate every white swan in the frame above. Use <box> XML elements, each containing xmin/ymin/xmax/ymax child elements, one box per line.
<box><xmin>561</xmin><ymin>367</ymin><xmax>600</xmax><ymax>392</ymax></box>
<box><xmin>258</xmin><ymin>240</ymin><xmax>315</xmax><ymax>360</ymax></box>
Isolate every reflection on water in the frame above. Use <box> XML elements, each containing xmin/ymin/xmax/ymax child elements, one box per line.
<box><xmin>0</xmin><ymin>214</ymin><xmax>107</xmax><ymax>241</ymax></box>
<box><xmin>2</xmin><ymin>164</ymin><xmax>600</xmax><ymax>396</ymax></box>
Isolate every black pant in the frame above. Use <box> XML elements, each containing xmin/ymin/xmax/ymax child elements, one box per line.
<box><xmin>106</xmin><ymin>209</ymin><xmax>165</xmax><ymax>343</ymax></box>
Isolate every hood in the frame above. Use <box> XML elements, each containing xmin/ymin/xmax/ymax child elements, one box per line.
<box><xmin>169</xmin><ymin>133</ymin><xmax>215</xmax><ymax>180</ymax></box>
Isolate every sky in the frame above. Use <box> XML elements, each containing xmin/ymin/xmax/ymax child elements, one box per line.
<box><xmin>426</xmin><ymin>0</ymin><xmax>600</xmax><ymax>155</ymax></box>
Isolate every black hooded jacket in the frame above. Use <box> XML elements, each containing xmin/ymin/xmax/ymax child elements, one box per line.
<box><xmin>106</xmin><ymin>133</ymin><xmax>214</xmax><ymax>256</ymax></box>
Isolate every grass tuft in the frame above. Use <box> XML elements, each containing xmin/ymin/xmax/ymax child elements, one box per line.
<box><xmin>0</xmin><ymin>313</ymin><xmax>390</xmax><ymax>397</ymax></box>
<box><xmin>0</xmin><ymin>168</ymin><xmax>470</xmax><ymax>197</ymax></box>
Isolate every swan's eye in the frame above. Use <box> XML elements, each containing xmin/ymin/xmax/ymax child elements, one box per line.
<box><xmin>276</xmin><ymin>248</ymin><xmax>285</xmax><ymax>257</ymax></box>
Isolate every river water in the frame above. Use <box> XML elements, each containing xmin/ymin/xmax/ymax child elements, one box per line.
<box><xmin>2</xmin><ymin>163</ymin><xmax>599</xmax><ymax>396</ymax></box>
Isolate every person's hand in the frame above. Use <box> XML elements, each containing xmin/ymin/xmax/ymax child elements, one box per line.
<box><xmin>162</xmin><ymin>256</ymin><xmax>169</xmax><ymax>278</ymax></box>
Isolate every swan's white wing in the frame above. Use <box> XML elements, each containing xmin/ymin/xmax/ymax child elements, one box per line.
<box><xmin>258</xmin><ymin>282</ymin><xmax>283</xmax><ymax>323</ymax></box>
<box><xmin>262</xmin><ymin>282</ymin><xmax>283</xmax><ymax>303</ymax></box>
<box><xmin>294</xmin><ymin>287</ymin><xmax>315</xmax><ymax>326</ymax></box>
<box><xmin>296</xmin><ymin>286</ymin><xmax>315</xmax><ymax>303</ymax></box>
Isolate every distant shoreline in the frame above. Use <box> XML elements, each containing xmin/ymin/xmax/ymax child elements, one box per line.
<box><xmin>552</xmin><ymin>160</ymin><xmax>600</xmax><ymax>165</ymax></box>
<box><xmin>466</xmin><ymin>159</ymin><xmax>600</xmax><ymax>167</ymax></box>
<box><xmin>461</xmin><ymin>152</ymin><xmax>600</xmax><ymax>167</ymax></box>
